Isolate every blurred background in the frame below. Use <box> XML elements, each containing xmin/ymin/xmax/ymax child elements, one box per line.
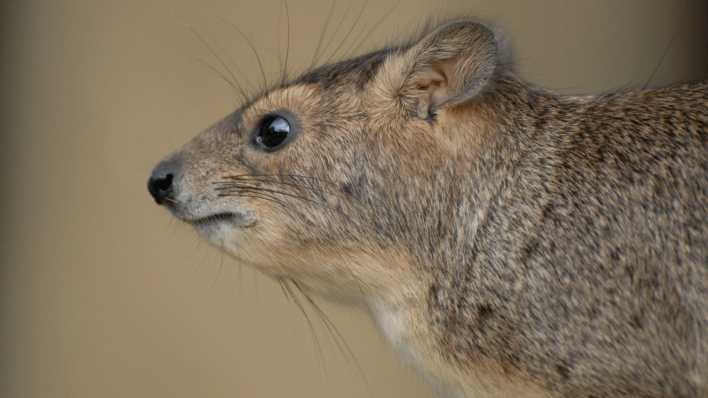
<box><xmin>2</xmin><ymin>1</ymin><xmax>706</xmax><ymax>397</ymax></box>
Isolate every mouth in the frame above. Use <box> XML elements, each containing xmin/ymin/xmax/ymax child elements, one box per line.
<box><xmin>186</xmin><ymin>212</ymin><xmax>239</xmax><ymax>226</ymax></box>
<box><xmin>180</xmin><ymin>210</ymin><xmax>257</xmax><ymax>229</ymax></box>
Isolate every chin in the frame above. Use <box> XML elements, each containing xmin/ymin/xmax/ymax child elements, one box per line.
<box><xmin>193</xmin><ymin>222</ymin><xmax>227</xmax><ymax>245</ymax></box>
<box><xmin>193</xmin><ymin>221</ymin><xmax>275</xmax><ymax>275</ymax></box>
<box><xmin>190</xmin><ymin>218</ymin><xmax>244</xmax><ymax>250</ymax></box>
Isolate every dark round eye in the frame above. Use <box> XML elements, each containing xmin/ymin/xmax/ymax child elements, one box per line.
<box><xmin>255</xmin><ymin>115</ymin><xmax>291</xmax><ymax>151</ymax></box>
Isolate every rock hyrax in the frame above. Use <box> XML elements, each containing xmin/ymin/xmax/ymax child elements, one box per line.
<box><xmin>148</xmin><ymin>19</ymin><xmax>707</xmax><ymax>398</ymax></box>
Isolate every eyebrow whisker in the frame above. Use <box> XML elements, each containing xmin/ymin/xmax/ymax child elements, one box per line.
<box><xmin>323</xmin><ymin>0</ymin><xmax>370</xmax><ymax>64</ymax></box>
<box><xmin>345</xmin><ymin>0</ymin><xmax>401</xmax><ymax>59</ymax></box>
<box><xmin>189</xmin><ymin>28</ymin><xmax>250</xmax><ymax>103</ymax></box>
<box><xmin>219</xmin><ymin>17</ymin><xmax>271</xmax><ymax>93</ymax></box>
<box><xmin>310</xmin><ymin>0</ymin><xmax>338</xmax><ymax>70</ymax></box>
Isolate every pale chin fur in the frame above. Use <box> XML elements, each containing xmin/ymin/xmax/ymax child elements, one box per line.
<box><xmin>192</xmin><ymin>218</ymin><xmax>238</xmax><ymax>244</ymax></box>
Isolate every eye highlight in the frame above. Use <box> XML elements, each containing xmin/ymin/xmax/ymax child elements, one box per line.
<box><xmin>254</xmin><ymin>114</ymin><xmax>292</xmax><ymax>151</ymax></box>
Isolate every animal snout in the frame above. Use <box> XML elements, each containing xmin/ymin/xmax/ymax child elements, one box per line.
<box><xmin>148</xmin><ymin>157</ymin><xmax>181</xmax><ymax>205</ymax></box>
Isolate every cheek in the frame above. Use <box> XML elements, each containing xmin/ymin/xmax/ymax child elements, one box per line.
<box><xmin>221</xmin><ymin>210</ymin><xmax>294</xmax><ymax>261</ymax></box>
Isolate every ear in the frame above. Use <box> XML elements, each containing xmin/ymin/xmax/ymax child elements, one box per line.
<box><xmin>400</xmin><ymin>20</ymin><xmax>499</xmax><ymax>120</ymax></box>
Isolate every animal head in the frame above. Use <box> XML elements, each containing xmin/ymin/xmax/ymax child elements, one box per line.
<box><xmin>148</xmin><ymin>20</ymin><xmax>504</xmax><ymax>301</ymax></box>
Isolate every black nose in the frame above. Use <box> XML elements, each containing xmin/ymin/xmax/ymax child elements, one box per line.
<box><xmin>148</xmin><ymin>173</ymin><xmax>173</xmax><ymax>205</ymax></box>
<box><xmin>148</xmin><ymin>158</ymin><xmax>181</xmax><ymax>205</ymax></box>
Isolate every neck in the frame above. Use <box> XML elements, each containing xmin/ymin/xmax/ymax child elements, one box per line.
<box><xmin>399</xmin><ymin>73</ymin><xmax>565</xmax><ymax>270</ymax></box>
<box><xmin>363</xmin><ymin>73</ymin><xmax>573</xmax><ymax>395</ymax></box>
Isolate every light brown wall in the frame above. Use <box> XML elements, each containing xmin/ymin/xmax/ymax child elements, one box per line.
<box><xmin>2</xmin><ymin>1</ymin><xmax>706</xmax><ymax>397</ymax></box>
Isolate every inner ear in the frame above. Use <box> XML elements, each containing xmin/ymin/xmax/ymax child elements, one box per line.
<box><xmin>401</xmin><ymin>20</ymin><xmax>499</xmax><ymax>120</ymax></box>
<box><xmin>413</xmin><ymin>69</ymin><xmax>440</xmax><ymax>120</ymax></box>
<box><xmin>413</xmin><ymin>61</ymin><xmax>462</xmax><ymax>120</ymax></box>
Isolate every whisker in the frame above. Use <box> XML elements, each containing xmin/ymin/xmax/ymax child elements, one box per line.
<box><xmin>216</xmin><ymin>187</ymin><xmax>289</xmax><ymax>208</ymax></box>
<box><xmin>222</xmin><ymin>173</ymin><xmax>338</xmax><ymax>191</ymax></box>
<box><xmin>218</xmin><ymin>174</ymin><xmax>347</xmax><ymax>207</ymax></box>
<box><xmin>217</xmin><ymin>175</ymin><xmax>327</xmax><ymax>198</ymax></box>
<box><xmin>216</xmin><ymin>175</ymin><xmax>332</xmax><ymax>199</ymax></box>
<box><xmin>278</xmin><ymin>279</ymin><xmax>291</xmax><ymax>302</ymax></box>
<box><xmin>217</xmin><ymin>180</ymin><xmax>316</xmax><ymax>199</ymax></box>
<box><xmin>345</xmin><ymin>0</ymin><xmax>401</xmax><ymax>59</ymax></box>
<box><xmin>163</xmin><ymin>196</ymin><xmax>180</xmax><ymax>205</ymax></box>
<box><xmin>216</xmin><ymin>184</ymin><xmax>323</xmax><ymax>206</ymax></box>
<box><xmin>317</xmin><ymin>0</ymin><xmax>355</xmax><ymax>65</ymax></box>
<box><xmin>237</xmin><ymin>262</ymin><xmax>243</xmax><ymax>292</ymax></box>
<box><xmin>291</xmin><ymin>281</ymin><xmax>372</xmax><ymax>394</ymax></box>
<box><xmin>281</xmin><ymin>0</ymin><xmax>291</xmax><ymax>84</ymax></box>
<box><xmin>643</xmin><ymin>0</ymin><xmax>687</xmax><ymax>89</ymax></box>
<box><xmin>213</xmin><ymin>254</ymin><xmax>224</xmax><ymax>287</ymax></box>
<box><xmin>310</xmin><ymin>0</ymin><xmax>338</xmax><ymax>69</ymax></box>
<box><xmin>291</xmin><ymin>282</ymin><xmax>349</xmax><ymax>360</ymax></box>
<box><xmin>323</xmin><ymin>0</ymin><xmax>370</xmax><ymax>64</ymax></box>
<box><xmin>276</xmin><ymin>0</ymin><xmax>283</xmax><ymax>79</ymax></box>
<box><xmin>219</xmin><ymin>191</ymin><xmax>291</xmax><ymax>211</ymax></box>
<box><xmin>218</xmin><ymin>36</ymin><xmax>259</xmax><ymax>95</ymax></box>
<box><xmin>193</xmin><ymin>57</ymin><xmax>249</xmax><ymax>102</ymax></box>
<box><xmin>189</xmin><ymin>27</ymin><xmax>248</xmax><ymax>102</ymax></box>
<box><xmin>218</xmin><ymin>17</ymin><xmax>270</xmax><ymax>93</ymax></box>
<box><xmin>282</xmin><ymin>279</ymin><xmax>329</xmax><ymax>377</ymax></box>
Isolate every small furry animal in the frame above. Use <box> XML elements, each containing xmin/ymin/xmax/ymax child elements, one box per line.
<box><xmin>148</xmin><ymin>19</ymin><xmax>707</xmax><ymax>397</ymax></box>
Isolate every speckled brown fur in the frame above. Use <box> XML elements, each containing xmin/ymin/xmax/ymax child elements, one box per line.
<box><xmin>150</xmin><ymin>19</ymin><xmax>707</xmax><ymax>398</ymax></box>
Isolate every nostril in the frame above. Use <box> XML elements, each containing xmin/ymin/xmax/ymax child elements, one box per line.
<box><xmin>148</xmin><ymin>173</ymin><xmax>174</xmax><ymax>205</ymax></box>
<box><xmin>155</xmin><ymin>174</ymin><xmax>173</xmax><ymax>191</ymax></box>
<box><xmin>148</xmin><ymin>155</ymin><xmax>183</xmax><ymax>206</ymax></box>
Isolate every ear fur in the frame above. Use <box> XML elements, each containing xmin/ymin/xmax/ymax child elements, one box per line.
<box><xmin>399</xmin><ymin>20</ymin><xmax>499</xmax><ymax>120</ymax></box>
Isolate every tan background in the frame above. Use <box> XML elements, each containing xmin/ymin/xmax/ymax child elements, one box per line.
<box><xmin>2</xmin><ymin>1</ymin><xmax>706</xmax><ymax>397</ymax></box>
